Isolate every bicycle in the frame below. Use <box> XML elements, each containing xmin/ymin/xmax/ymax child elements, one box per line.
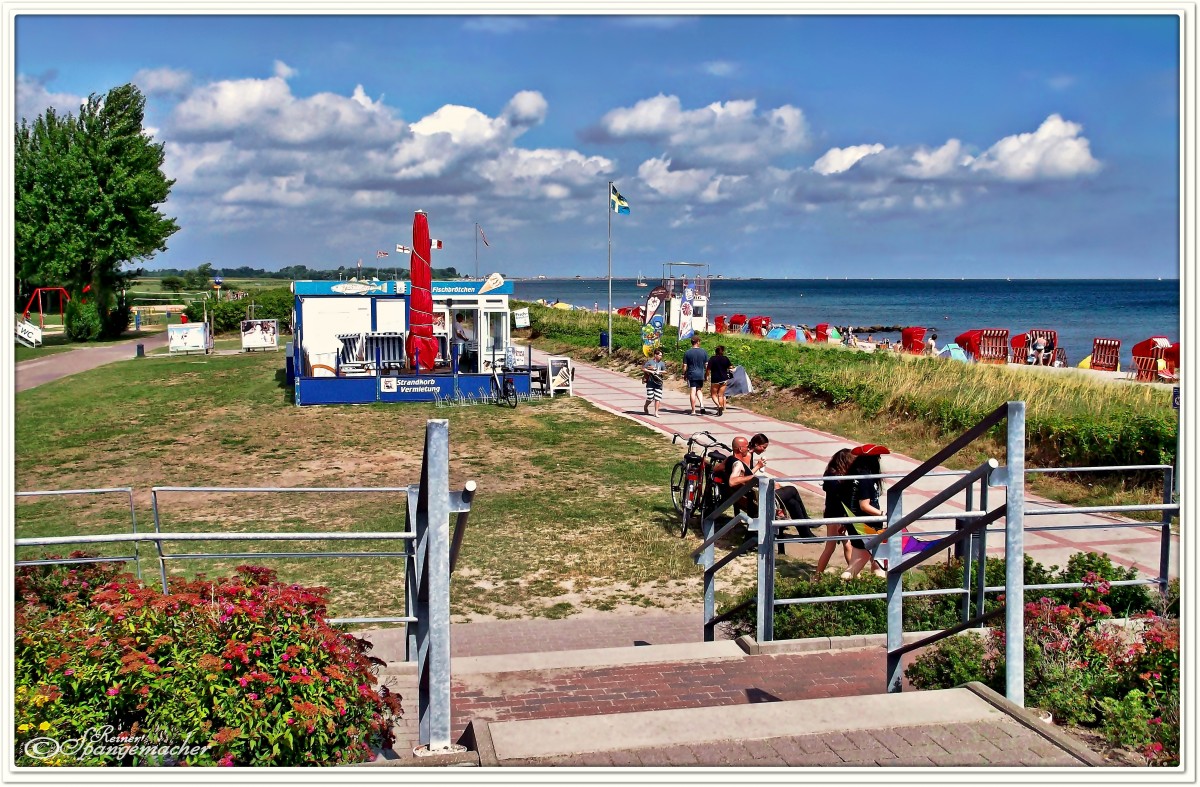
<box><xmin>670</xmin><ymin>430</ymin><xmax>730</xmax><ymax>538</ymax></box>
<box><xmin>487</xmin><ymin>361</ymin><xmax>518</xmax><ymax>408</ymax></box>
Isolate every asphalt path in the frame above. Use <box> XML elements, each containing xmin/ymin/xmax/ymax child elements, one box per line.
<box><xmin>15</xmin><ymin>331</ymin><xmax>169</xmax><ymax>393</ymax></box>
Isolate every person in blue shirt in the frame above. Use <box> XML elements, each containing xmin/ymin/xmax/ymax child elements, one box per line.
<box><xmin>682</xmin><ymin>337</ymin><xmax>709</xmax><ymax>415</ymax></box>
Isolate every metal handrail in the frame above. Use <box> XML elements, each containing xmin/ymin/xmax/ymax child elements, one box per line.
<box><xmin>864</xmin><ymin>459</ymin><xmax>999</xmax><ymax>553</ymax></box>
<box><xmin>705</xmin><ymin>398</ymin><xmax>1177</xmax><ymax>711</ymax></box>
<box><xmin>14</xmin><ymin>421</ymin><xmax>467</xmax><ymax>753</ymax></box>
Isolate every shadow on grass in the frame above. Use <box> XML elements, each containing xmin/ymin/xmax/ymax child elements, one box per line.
<box><xmin>274</xmin><ymin>368</ymin><xmax>296</xmax><ymax>405</ymax></box>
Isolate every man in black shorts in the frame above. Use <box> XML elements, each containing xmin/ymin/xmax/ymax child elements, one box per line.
<box><xmin>682</xmin><ymin>337</ymin><xmax>709</xmax><ymax>415</ymax></box>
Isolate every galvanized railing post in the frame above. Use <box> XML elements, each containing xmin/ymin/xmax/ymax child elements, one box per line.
<box><xmin>415</xmin><ymin>420</ymin><xmax>453</xmax><ymax>752</ymax></box>
<box><xmin>127</xmin><ymin>488</ymin><xmax>142</xmax><ymax>580</ymax></box>
<box><xmin>702</xmin><ymin>509</ymin><xmax>717</xmax><ymax>642</ymax></box>
<box><xmin>956</xmin><ymin>516</ymin><xmax>972</xmax><ymax>625</ymax></box>
<box><xmin>884</xmin><ymin>484</ymin><xmax>905</xmax><ymax>693</ymax></box>
<box><xmin>1160</xmin><ymin>466</ymin><xmax>1174</xmax><ymax>597</ymax></box>
<box><xmin>755</xmin><ymin>477</ymin><xmax>776</xmax><ymax>643</ymax></box>
<box><xmin>1004</xmin><ymin>401</ymin><xmax>1026</xmax><ymax>706</ymax></box>
<box><xmin>150</xmin><ymin>489</ymin><xmax>169</xmax><ymax>594</ymax></box>
<box><xmin>975</xmin><ymin>478</ymin><xmax>989</xmax><ymax>623</ymax></box>
<box><xmin>406</xmin><ymin>483</ymin><xmax>421</xmax><ymax>663</ymax></box>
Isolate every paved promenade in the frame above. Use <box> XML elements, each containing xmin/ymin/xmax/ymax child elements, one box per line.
<box><xmin>535</xmin><ymin>347</ymin><xmax>1177</xmax><ymax>578</ymax></box>
<box><xmin>15</xmin><ymin>330</ymin><xmax>168</xmax><ymax>392</ymax></box>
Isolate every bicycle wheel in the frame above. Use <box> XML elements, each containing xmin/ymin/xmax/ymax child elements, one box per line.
<box><xmin>503</xmin><ymin>378</ymin><xmax>518</xmax><ymax>408</ymax></box>
<box><xmin>669</xmin><ymin>462</ymin><xmax>686</xmax><ymax>513</ymax></box>
<box><xmin>680</xmin><ymin>476</ymin><xmax>700</xmax><ymax>537</ymax></box>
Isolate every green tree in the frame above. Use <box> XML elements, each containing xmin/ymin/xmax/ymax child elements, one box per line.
<box><xmin>160</xmin><ymin>275</ymin><xmax>185</xmax><ymax>292</ymax></box>
<box><xmin>15</xmin><ymin>83</ymin><xmax>179</xmax><ymax>338</ymax></box>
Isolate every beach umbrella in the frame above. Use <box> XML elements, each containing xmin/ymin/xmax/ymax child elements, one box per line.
<box><xmin>552</xmin><ymin>301</ymin><xmax>574</xmax><ymax>310</ymax></box>
<box><xmin>404</xmin><ymin>210</ymin><xmax>439</xmax><ymax>372</ymax></box>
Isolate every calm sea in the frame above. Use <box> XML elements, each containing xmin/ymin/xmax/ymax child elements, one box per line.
<box><xmin>512</xmin><ymin>278</ymin><xmax>1181</xmax><ymax>368</ymax></box>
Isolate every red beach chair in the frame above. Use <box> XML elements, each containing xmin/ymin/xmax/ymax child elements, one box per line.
<box><xmin>978</xmin><ymin>329</ymin><xmax>1009</xmax><ymax>364</ymax></box>
<box><xmin>1015</xmin><ymin>329</ymin><xmax>1064</xmax><ymax>366</ymax></box>
<box><xmin>1131</xmin><ymin>337</ymin><xmax>1173</xmax><ymax>382</ymax></box>
<box><xmin>815</xmin><ymin>323</ymin><xmax>831</xmax><ymax>343</ymax></box>
<box><xmin>1090</xmin><ymin>338</ymin><xmax>1121</xmax><ymax>372</ymax></box>
<box><xmin>1164</xmin><ymin>342</ymin><xmax>1180</xmax><ymax>377</ymax></box>
<box><xmin>901</xmin><ymin>326</ymin><xmax>927</xmax><ymax>355</ymax></box>
<box><xmin>955</xmin><ymin>330</ymin><xmax>982</xmax><ymax>361</ymax></box>
<box><xmin>748</xmin><ymin>316</ymin><xmax>771</xmax><ymax>336</ymax></box>
<box><xmin>714</xmin><ymin>315</ymin><xmax>728</xmax><ymax>334</ymax></box>
<box><xmin>729</xmin><ymin>314</ymin><xmax>748</xmax><ymax>333</ymax></box>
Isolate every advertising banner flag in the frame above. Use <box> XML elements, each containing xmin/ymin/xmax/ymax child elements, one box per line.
<box><xmin>677</xmin><ymin>286</ymin><xmax>695</xmax><ymax>342</ymax></box>
<box><xmin>644</xmin><ymin>285</ymin><xmax>667</xmax><ymax>325</ymax></box>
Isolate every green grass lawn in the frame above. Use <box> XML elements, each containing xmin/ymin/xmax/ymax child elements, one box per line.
<box><xmin>15</xmin><ymin>351</ymin><xmax>727</xmax><ymax>621</ymax></box>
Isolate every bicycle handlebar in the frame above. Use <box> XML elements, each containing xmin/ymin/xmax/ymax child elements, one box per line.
<box><xmin>674</xmin><ymin>430</ymin><xmax>730</xmax><ymax>454</ymax></box>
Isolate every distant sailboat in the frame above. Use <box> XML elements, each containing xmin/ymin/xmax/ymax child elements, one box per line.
<box><xmin>636</xmin><ymin>272</ymin><xmax>647</xmax><ymax>287</ymax></box>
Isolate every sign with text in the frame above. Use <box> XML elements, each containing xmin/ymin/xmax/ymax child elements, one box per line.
<box><xmin>512</xmin><ymin>308</ymin><xmax>530</xmax><ymax>329</ymax></box>
<box><xmin>1173</xmin><ymin>386</ymin><xmax>1180</xmax><ymax>410</ymax></box>
<box><xmin>15</xmin><ymin>319</ymin><xmax>42</xmax><ymax>348</ymax></box>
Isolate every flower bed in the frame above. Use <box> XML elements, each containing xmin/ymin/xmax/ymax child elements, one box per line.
<box><xmin>905</xmin><ymin>575</ymin><xmax>1179</xmax><ymax>765</ymax></box>
<box><xmin>15</xmin><ymin>556</ymin><xmax>401</xmax><ymax>766</ymax></box>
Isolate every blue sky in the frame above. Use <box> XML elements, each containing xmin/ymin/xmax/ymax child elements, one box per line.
<box><xmin>12</xmin><ymin>13</ymin><xmax>1182</xmax><ymax>278</ymax></box>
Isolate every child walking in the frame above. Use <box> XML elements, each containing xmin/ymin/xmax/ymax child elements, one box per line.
<box><xmin>643</xmin><ymin>349</ymin><xmax>665</xmax><ymax>416</ymax></box>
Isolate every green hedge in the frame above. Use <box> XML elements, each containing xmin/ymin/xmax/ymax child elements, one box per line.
<box><xmin>184</xmin><ymin>288</ymin><xmax>292</xmax><ymax>333</ymax></box>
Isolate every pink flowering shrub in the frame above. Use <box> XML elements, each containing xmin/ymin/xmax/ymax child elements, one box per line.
<box><xmin>907</xmin><ymin>572</ymin><xmax>1179</xmax><ymax>765</ymax></box>
<box><xmin>15</xmin><ymin>562</ymin><xmax>401</xmax><ymax>766</ymax></box>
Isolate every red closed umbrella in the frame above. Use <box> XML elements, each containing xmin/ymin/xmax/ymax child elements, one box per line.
<box><xmin>406</xmin><ymin>210</ymin><xmax>439</xmax><ymax>371</ymax></box>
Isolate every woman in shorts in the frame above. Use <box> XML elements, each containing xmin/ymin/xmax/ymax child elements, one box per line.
<box><xmin>706</xmin><ymin>345</ymin><xmax>732</xmax><ymax>416</ymax></box>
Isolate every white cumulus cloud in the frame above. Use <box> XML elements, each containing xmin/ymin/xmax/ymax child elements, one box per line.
<box><xmin>812</xmin><ymin>143</ymin><xmax>885</xmax><ymax>175</ymax></box>
<box><xmin>902</xmin><ymin>139</ymin><xmax>968</xmax><ymax>179</ymax></box>
<box><xmin>601</xmin><ymin>94</ymin><xmax>808</xmax><ymax>165</ymax></box>
<box><xmin>15</xmin><ymin>74</ymin><xmax>83</xmax><ymax>123</ymax></box>
<box><xmin>966</xmin><ymin>114</ymin><xmax>1101</xmax><ymax>180</ymax></box>
<box><xmin>133</xmin><ymin>67</ymin><xmax>192</xmax><ymax>96</ymax></box>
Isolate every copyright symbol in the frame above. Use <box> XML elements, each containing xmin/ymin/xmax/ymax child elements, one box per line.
<box><xmin>24</xmin><ymin>737</ymin><xmax>62</xmax><ymax>760</ymax></box>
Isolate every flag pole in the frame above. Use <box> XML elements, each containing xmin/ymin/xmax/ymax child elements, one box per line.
<box><xmin>475</xmin><ymin>222</ymin><xmax>479</xmax><ymax>279</ymax></box>
<box><xmin>607</xmin><ymin>182</ymin><xmax>613</xmax><ymax>355</ymax></box>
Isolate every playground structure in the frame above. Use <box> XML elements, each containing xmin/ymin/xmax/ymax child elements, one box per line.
<box><xmin>20</xmin><ymin>287</ymin><xmax>70</xmax><ymax>331</ymax></box>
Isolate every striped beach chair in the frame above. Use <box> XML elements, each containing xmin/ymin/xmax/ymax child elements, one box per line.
<box><xmin>978</xmin><ymin>329</ymin><xmax>1009</xmax><ymax>364</ymax></box>
<box><xmin>336</xmin><ymin>332</ymin><xmax>373</xmax><ymax>376</ymax></box>
<box><xmin>1090</xmin><ymin>338</ymin><xmax>1121</xmax><ymax>372</ymax></box>
<box><xmin>367</xmin><ymin>332</ymin><xmax>407</xmax><ymax>372</ymax></box>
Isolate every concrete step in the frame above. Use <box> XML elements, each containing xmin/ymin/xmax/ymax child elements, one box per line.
<box><xmin>462</xmin><ymin>683</ymin><xmax>1105</xmax><ymax>767</ymax></box>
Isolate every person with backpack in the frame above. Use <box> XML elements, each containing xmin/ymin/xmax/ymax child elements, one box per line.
<box><xmin>840</xmin><ymin>444</ymin><xmax>891</xmax><ymax>580</ymax></box>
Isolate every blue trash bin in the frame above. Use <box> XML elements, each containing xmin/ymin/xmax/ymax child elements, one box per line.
<box><xmin>600</xmin><ymin>330</ymin><xmax>610</xmax><ymax>349</ymax></box>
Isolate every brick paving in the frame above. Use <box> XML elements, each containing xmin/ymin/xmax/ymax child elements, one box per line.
<box><xmin>536</xmin><ymin>347</ymin><xmax>1178</xmax><ymax>579</ymax></box>
<box><xmin>499</xmin><ymin>719</ymin><xmax>1085</xmax><ymax>767</ymax></box>
<box><xmin>451</xmin><ymin>648</ymin><xmax>889</xmax><ymax>743</ymax></box>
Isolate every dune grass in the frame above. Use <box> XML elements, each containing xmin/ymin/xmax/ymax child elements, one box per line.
<box><xmin>523</xmin><ymin>302</ymin><xmax>1177</xmax><ymax>517</ymax></box>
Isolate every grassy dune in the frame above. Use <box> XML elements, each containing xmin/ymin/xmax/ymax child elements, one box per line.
<box><xmin>524</xmin><ymin>303</ymin><xmax>1176</xmax><ymax>515</ymax></box>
